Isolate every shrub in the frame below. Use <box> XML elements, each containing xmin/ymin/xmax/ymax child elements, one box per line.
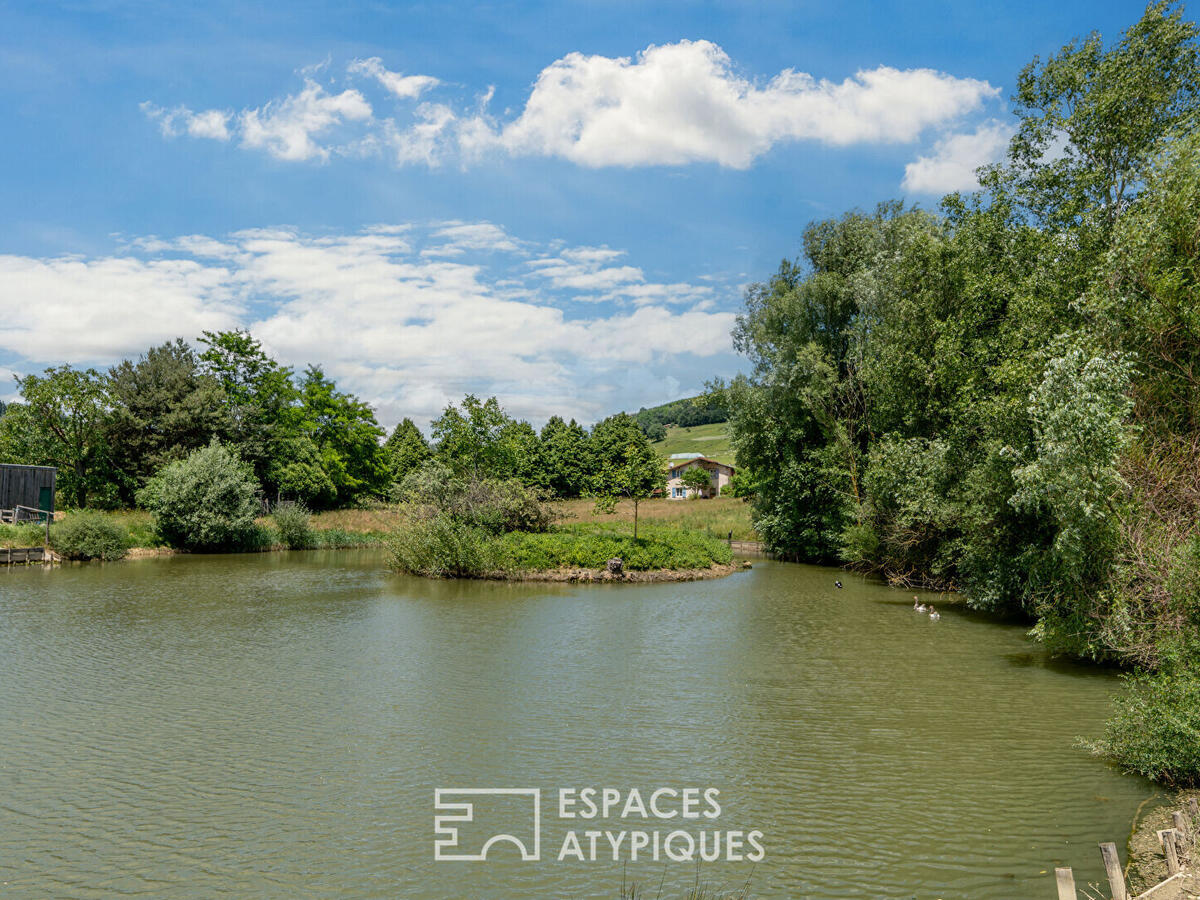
<box><xmin>1089</xmin><ymin>670</ymin><xmax>1200</xmax><ymax>787</ymax></box>
<box><xmin>273</xmin><ymin>501</ymin><xmax>314</xmax><ymax>550</ymax></box>
<box><xmin>139</xmin><ymin>442</ymin><xmax>262</xmax><ymax>551</ymax></box>
<box><xmin>396</xmin><ymin>462</ymin><xmax>554</xmax><ymax>534</ymax></box>
<box><xmin>386</xmin><ymin>514</ymin><xmax>506</xmax><ymax>577</ymax></box>
<box><xmin>50</xmin><ymin>512</ymin><xmax>129</xmax><ymax>561</ymax></box>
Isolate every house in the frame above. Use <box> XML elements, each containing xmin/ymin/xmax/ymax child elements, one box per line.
<box><xmin>0</xmin><ymin>464</ymin><xmax>56</xmax><ymax>522</ymax></box>
<box><xmin>665</xmin><ymin>453</ymin><xmax>735</xmax><ymax>499</ymax></box>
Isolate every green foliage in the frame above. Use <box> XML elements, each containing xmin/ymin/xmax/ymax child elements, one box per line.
<box><xmin>386</xmin><ymin>514</ymin><xmax>506</xmax><ymax>578</ymax></box>
<box><xmin>50</xmin><ymin>512</ymin><xmax>129</xmax><ymax>561</ymax></box>
<box><xmin>384</xmin><ymin>417</ymin><xmax>431</xmax><ymax>482</ymax></box>
<box><xmin>139</xmin><ymin>443</ymin><xmax>263</xmax><ymax>551</ymax></box>
<box><xmin>1011</xmin><ymin>345</ymin><xmax>1134</xmax><ymax>589</ymax></box>
<box><xmin>298</xmin><ymin>366</ymin><xmax>388</xmax><ymax>505</ymax></box>
<box><xmin>8</xmin><ymin>365</ymin><xmax>112</xmax><ymax>507</ymax></box>
<box><xmin>589</xmin><ymin>413</ymin><xmax>666</xmax><ymax>538</ymax></box>
<box><xmin>1090</xmin><ymin>670</ymin><xmax>1200</xmax><ymax>787</ymax></box>
<box><xmin>722</xmin><ymin>0</ymin><xmax>1200</xmax><ymax>677</ymax></box>
<box><xmin>396</xmin><ymin>461</ymin><xmax>555</xmax><ymax>534</ymax></box>
<box><xmin>106</xmin><ymin>340</ymin><xmax>230</xmax><ymax>504</ymax></box>
<box><xmin>272</xmin><ymin>501</ymin><xmax>314</xmax><ymax>550</ymax></box>
<box><xmin>539</xmin><ymin>416</ymin><xmax>590</xmax><ymax>498</ymax></box>
<box><xmin>680</xmin><ymin>466</ymin><xmax>712</xmax><ymax>496</ymax></box>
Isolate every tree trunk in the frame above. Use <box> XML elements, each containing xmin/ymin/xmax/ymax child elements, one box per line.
<box><xmin>633</xmin><ymin>498</ymin><xmax>639</xmax><ymax>540</ymax></box>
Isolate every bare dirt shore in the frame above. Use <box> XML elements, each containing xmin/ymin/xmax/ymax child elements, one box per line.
<box><xmin>1128</xmin><ymin>791</ymin><xmax>1200</xmax><ymax>898</ymax></box>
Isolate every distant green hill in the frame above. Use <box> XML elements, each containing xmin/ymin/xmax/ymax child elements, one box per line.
<box><xmin>650</xmin><ymin>422</ymin><xmax>734</xmax><ymax>466</ymax></box>
<box><xmin>632</xmin><ymin>394</ymin><xmax>727</xmax><ymax>440</ymax></box>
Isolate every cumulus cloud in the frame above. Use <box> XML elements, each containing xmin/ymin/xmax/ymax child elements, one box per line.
<box><xmin>902</xmin><ymin>119</ymin><xmax>1013</xmax><ymax>194</ymax></box>
<box><xmin>483</xmin><ymin>40</ymin><xmax>998</xmax><ymax>168</ymax></box>
<box><xmin>240</xmin><ymin>79</ymin><xmax>373</xmax><ymax>161</ymax></box>
<box><xmin>0</xmin><ymin>224</ymin><xmax>737</xmax><ymax>426</ymax></box>
<box><xmin>349</xmin><ymin>57</ymin><xmax>440</xmax><ymax>99</ymax></box>
<box><xmin>145</xmin><ymin>41</ymin><xmax>1000</xmax><ymax>174</ymax></box>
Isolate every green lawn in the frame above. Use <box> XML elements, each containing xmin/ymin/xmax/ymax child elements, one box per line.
<box><xmin>650</xmin><ymin>422</ymin><xmax>734</xmax><ymax>465</ymax></box>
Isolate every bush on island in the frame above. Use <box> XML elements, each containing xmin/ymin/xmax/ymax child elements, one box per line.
<box><xmin>139</xmin><ymin>442</ymin><xmax>263</xmax><ymax>551</ymax></box>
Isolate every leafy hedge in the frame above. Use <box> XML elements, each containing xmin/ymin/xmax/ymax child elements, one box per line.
<box><xmin>51</xmin><ymin>512</ymin><xmax>129</xmax><ymax>561</ymax></box>
<box><xmin>1090</xmin><ymin>670</ymin><xmax>1200</xmax><ymax>787</ymax></box>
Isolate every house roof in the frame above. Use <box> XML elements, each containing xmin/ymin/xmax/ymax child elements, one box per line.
<box><xmin>666</xmin><ymin>453</ymin><xmax>734</xmax><ymax>471</ymax></box>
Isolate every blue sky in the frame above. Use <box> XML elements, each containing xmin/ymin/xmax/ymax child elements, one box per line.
<box><xmin>0</xmin><ymin>0</ymin><xmax>1150</xmax><ymax>429</ymax></box>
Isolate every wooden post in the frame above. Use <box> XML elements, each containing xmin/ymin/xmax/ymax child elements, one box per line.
<box><xmin>1189</xmin><ymin>798</ymin><xmax>1199</xmax><ymax>821</ymax></box>
<box><xmin>1099</xmin><ymin>842</ymin><xmax>1128</xmax><ymax>900</ymax></box>
<box><xmin>1164</xmin><ymin>830</ymin><xmax>1182</xmax><ymax>876</ymax></box>
<box><xmin>1173</xmin><ymin>811</ymin><xmax>1192</xmax><ymax>848</ymax></box>
<box><xmin>1055</xmin><ymin>867</ymin><xmax>1078</xmax><ymax>900</ymax></box>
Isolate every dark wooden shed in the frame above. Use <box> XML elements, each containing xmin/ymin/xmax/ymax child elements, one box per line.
<box><xmin>0</xmin><ymin>464</ymin><xmax>56</xmax><ymax>518</ymax></box>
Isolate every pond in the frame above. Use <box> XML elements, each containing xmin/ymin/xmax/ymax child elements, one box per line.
<box><xmin>0</xmin><ymin>553</ymin><xmax>1150</xmax><ymax>898</ymax></box>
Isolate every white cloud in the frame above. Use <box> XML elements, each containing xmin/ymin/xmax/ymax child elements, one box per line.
<box><xmin>0</xmin><ymin>225</ymin><xmax>737</xmax><ymax>426</ymax></box>
<box><xmin>349</xmin><ymin>57</ymin><xmax>440</xmax><ymax>99</ymax></box>
<box><xmin>240</xmin><ymin>79</ymin><xmax>373</xmax><ymax>161</ymax></box>
<box><xmin>146</xmin><ymin>42</ymin><xmax>999</xmax><ymax>173</ymax></box>
<box><xmin>480</xmin><ymin>40</ymin><xmax>998</xmax><ymax>168</ymax></box>
<box><xmin>141</xmin><ymin>103</ymin><xmax>232</xmax><ymax>141</ymax></box>
<box><xmin>0</xmin><ymin>254</ymin><xmax>241</xmax><ymax>362</ymax></box>
<box><xmin>902</xmin><ymin>120</ymin><xmax>1013</xmax><ymax>194</ymax></box>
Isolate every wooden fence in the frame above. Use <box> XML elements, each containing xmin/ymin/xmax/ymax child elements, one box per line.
<box><xmin>1056</xmin><ymin>798</ymin><xmax>1199</xmax><ymax>899</ymax></box>
<box><xmin>0</xmin><ymin>547</ymin><xmax>47</xmax><ymax>565</ymax></box>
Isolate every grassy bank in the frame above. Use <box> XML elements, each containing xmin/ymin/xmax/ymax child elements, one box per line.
<box><xmin>387</xmin><ymin>520</ymin><xmax>734</xmax><ymax>579</ymax></box>
<box><xmin>7</xmin><ymin>496</ymin><xmax>752</xmax><ymax>561</ymax></box>
<box><xmin>497</xmin><ymin>523</ymin><xmax>733</xmax><ymax>571</ymax></box>
<box><xmin>555</xmin><ymin>496</ymin><xmax>755</xmax><ymax>541</ymax></box>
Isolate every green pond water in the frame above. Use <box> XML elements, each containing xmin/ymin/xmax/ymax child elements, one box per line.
<box><xmin>0</xmin><ymin>552</ymin><xmax>1152</xmax><ymax>898</ymax></box>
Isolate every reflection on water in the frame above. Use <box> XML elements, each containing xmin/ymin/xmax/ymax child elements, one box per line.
<box><xmin>0</xmin><ymin>554</ymin><xmax>1149</xmax><ymax>898</ymax></box>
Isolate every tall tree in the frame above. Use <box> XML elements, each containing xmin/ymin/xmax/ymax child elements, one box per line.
<box><xmin>539</xmin><ymin>416</ymin><xmax>591</xmax><ymax>498</ymax></box>
<box><xmin>431</xmin><ymin>395</ymin><xmax>514</xmax><ymax>478</ymax></box>
<box><xmin>13</xmin><ymin>366</ymin><xmax>111</xmax><ymax>507</ymax></box>
<box><xmin>299</xmin><ymin>366</ymin><xmax>388</xmax><ymax>505</ymax></box>
<box><xmin>384</xmin><ymin>417</ymin><xmax>432</xmax><ymax>482</ymax></box>
<box><xmin>106</xmin><ymin>339</ymin><xmax>229</xmax><ymax>502</ymax></box>
<box><xmin>589</xmin><ymin>413</ymin><xmax>665</xmax><ymax>539</ymax></box>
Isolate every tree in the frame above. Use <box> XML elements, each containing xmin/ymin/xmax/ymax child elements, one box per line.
<box><xmin>299</xmin><ymin>365</ymin><xmax>388</xmax><ymax>506</ymax></box>
<box><xmin>139</xmin><ymin>442</ymin><xmax>262</xmax><ymax>551</ymax></box>
<box><xmin>197</xmin><ymin>329</ymin><xmax>309</xmax><ymax>495</ymax></box>
<box><xmin>589</xmin><ymin>413</ymin><xmax>665</xmax><ymax>539</ymax></box>
<box><xmin>384</xmin><ymin>418</ymin><xmax>432</xmax><ymax>482</ymax></box>
<box><xmin>431</xmin><ymin>395</ymin><xmax>514</xmax><ymax>478</ymax></box>
<box><xmin>984</xmin><ymin>1</ymin><xmax>1200</xmax><ymax>263</ymax></box>
<box><xmin>680</xmin><ymin>466</ymin><xmax>712</xmax><ymax>497</ymax></box>
<box><xmin>14</xmin><ymin>365</ymin><xmax>112</xmax><ymax>507</ymax></box>
<box><xmin>539</xmin><ymin>416</ymin><xmax>590</xmax><ymax>497</ymax></box>
<box><xmin>106</xmin><ymin>339</ymin><xmax>229</xmax><ymax>503</ymax></box>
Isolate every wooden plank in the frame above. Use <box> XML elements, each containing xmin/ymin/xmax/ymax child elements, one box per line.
<box><xmin>1099</xmin><ymin>842</ymin><xmax>1129</xmax><ymax>900</ymax></box>
<box><xmin>1164</xmin><ymin>830</ymin><xmax>1181</xmax><ymax>876</ymax></box>
<box><xmin>1055</xmin><ymin>867</ymin><xmax>1078</xmax><ymax>900</ymax></box>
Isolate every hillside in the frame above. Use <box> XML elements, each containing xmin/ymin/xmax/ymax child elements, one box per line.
<box><xmin>650</xmin><ymin>422</ymin><xmax>734</xmax><ymax>466</ymax></box>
